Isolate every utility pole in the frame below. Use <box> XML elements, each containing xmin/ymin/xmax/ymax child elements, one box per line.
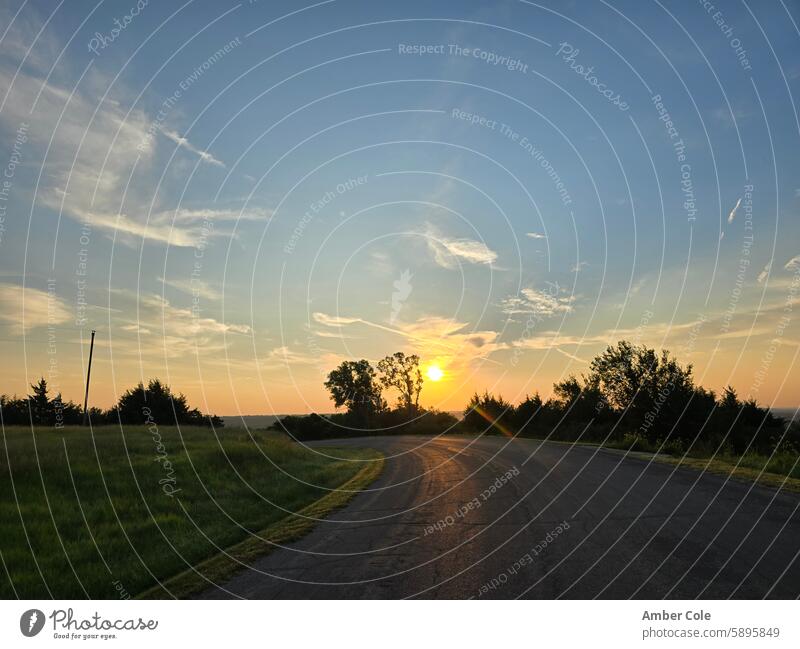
<box><xmin>82</xmin><ymin>330</ymin><xmax>96</xmax><ymax>426</ymax></box>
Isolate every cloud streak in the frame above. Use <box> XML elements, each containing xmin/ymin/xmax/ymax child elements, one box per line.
<box><xmin>0</xmin><ymin>283</ymin><xmax>70</xmax><ymax>335</ymax></box>
<box><xmin>501</xmin><ymin>287</ymin><xmax>575</xmax><ymax>318</ymax></box>
<box><xmin>160</xmin><ymin>129</ymin><xmax>225</xmax><ymax>168</ymax></box>
<box><xmin>424</xmin><ymin>224</ymin><xmax>498</xmax><ymax>268</ymax></box>
<box><xmin>728</xmin><ymin>197</ymin><xmax>741</xmax><ymax>223</ymax></box>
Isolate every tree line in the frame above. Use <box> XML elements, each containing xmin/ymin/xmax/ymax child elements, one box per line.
<box><xmin>0</xmin><ymin>378</ymin><xmax>223</xmax><ymax>428</ymax></box>
<box><xmin>465</xmin><ymin>340</ymin><xmax>796</xmax><ymax>455</ymax></box>
<box><xmin>277</xmin><ymin>341</ymin><xmax>798</xmax><ymax>456</ymax></box>
<box><xmin>277</xmin><ymin>351</ymin><xmax>456</xmax><ymax>439</ymax></box>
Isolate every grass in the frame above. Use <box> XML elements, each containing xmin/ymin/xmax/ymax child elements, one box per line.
<box><xmin>645</xmin><ymin>453</ymin><xmax>800</xmax><ymax>493</ymax></box>
<box><xmin>140</xmin><ymin>454</ymin><xmax>383</xmax><ymax>599</ymax></box>
<box><xmin>0</xmin><ymin>425</ymin><xmax>382</xmax><ymax>599</ymax></box>
<box><xmin>529</xmin><ymin>434</ymin><xmax>800</xmax><ymax>492</ymax></box>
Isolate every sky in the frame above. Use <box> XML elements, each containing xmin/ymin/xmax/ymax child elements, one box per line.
<box><xmin>0</xmin><ymin>0</ymin><xmax>799</xmax><ymax>415</ymax></box>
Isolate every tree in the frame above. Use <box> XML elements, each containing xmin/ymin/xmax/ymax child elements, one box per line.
<box><xmin>463</xmin><ymin>391</ymin><xmax>513</xmax><ymax>433</ymax></box>
<box><xmin>115</xmin><ymin>378</ymin><xmax>219</xmax><ymax>427</ymax></box>
<box><xmin>50</xmin><ymin>393</ymin><xmax>82</xmax><ymax>426</ymax></box>
<box><xmin>377</xmin><ymin>352</ymin><xmax>423</xmax><ymax>413</ymax></box>
<box><xmin>586</xmin><ymin>341</ymin><xmax>695</xmax><ymax>441</ymax></box>
<box><xmin>324</xmin><ymin>360</ymin><xmax>385</xmax><ymax>420</ymax></box>
<box><xmin>28</xmin><ymin>377</ymin><xmax>50</xmax><ymax>425</ymax></box>
<box><xmin>514</xmin><ymin>392</ymin><xmax>543</xmax><ymax>432</ymax></box>
<box><xmin>0</xmin><ymin>394</ymin><xmax>29</xmax><ymax>426</ymax></box>
<box><xmin>551</xmin><ymin>375</ymin><xmax>605</xmax><ymax>423</ymax></box>
<box><xmin>552</xmin><ymin>375</ymin><xmax>583</xmax><ymax>407</ymax></box>
<box><xmin>719</xmin><ymin>385</ymin><xmax>740</xmax><ymax>410</ymax></box>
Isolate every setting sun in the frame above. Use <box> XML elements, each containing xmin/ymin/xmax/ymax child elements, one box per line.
<box><xmin>426</xmin><ymin>365</ymin><xmax>444</xmax><ymax>382</ymax></box>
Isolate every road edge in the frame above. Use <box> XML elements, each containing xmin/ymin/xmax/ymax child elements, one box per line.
<box><xmin>137</xmin><ymin>450</ymin><xmax>385</xmax><ymax>600</ymax></box>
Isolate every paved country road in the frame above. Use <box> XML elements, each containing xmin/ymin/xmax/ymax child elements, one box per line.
<box><xmin>197</xmin><ymin>435</ymin><xmax>800</xmax><ymax>599</ymax></box>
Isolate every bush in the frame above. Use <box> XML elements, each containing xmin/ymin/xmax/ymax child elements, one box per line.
<box><xmin>272</xmin><ymin>409</ymin><xmax>460</xmax><ymax>441</ymax></box>
<box><xmin>1</xmin><ymin>377</ymin><xmax>222</xmax><ymax>429</ymax></box>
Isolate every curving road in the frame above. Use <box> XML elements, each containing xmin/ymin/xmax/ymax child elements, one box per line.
<box><xmin>197</xmin><ymin>435</ymin><xmax>800</xmax><ymax>599</ymax></box>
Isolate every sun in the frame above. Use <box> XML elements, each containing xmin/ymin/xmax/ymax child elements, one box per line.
<box><xmin>426</xmin><ymin>364</ymin><xmax>444</xmax><ymax>382</ymax></box>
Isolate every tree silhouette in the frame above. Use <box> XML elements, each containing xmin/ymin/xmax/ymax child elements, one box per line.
<box><xmin>324</xmin><ymin>360</ymin><xmax>386</xmax><ymax>421</ymax></box>
<box><xmin>28</xmin><ymin>377</ymin><xmax>50</xmax><ymax>425</ymax></box>
<box><xmin>377</xmin><ymin>352</ymin><xmax>423</xmax><ymax>414</ymax></box>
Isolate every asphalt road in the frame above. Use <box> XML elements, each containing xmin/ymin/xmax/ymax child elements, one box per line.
<box><xmin>197</xmin><ymin>435</ymin><xmax>800</xmax><ymax>599</ymax></box>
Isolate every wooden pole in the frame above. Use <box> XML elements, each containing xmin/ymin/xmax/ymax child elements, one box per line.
<box><xmin>82</xmin><ymin>330</ymin><xmax>96</xmax><ymax>426</ymax></box>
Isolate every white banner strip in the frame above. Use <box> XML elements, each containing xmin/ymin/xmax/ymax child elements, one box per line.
<box><xmin>1</xmin><ymin>600</ymin><xmax>797</xmax><ymax>648</ymax></box>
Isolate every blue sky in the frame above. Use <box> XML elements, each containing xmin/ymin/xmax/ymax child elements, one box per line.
<box><xmin>1</xmin><ymin>0</ymin><xmax>799</xmax><ymax>413</ymax></box>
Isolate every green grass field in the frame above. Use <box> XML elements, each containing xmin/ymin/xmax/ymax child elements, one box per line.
<box><xmin>0</xmin><ymin>425</ymin><xmax>380</xmax><ymax>599</ymax></box>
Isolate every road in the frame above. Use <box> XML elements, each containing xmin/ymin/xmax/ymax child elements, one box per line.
<box><xmin>197</xmin><ymin>435</ymin><xmax>800</xmax><ymax>599</ymax></box>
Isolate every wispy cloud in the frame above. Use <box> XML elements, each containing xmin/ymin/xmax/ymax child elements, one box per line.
<box><xmin>109</xmin><ymin>292</ymin><xmax>251</xmax><ymax>359</ymax></box>
<box><xmin>313</xmin><ymin>310</ymin><xmax>504</xmax><ymax>369</ymax></box>
<box><xmin>501</xmin><ymin>287</ymin><xmax>575</xmax><ymax>318</ymax></box>
<box><xmin>159</xmin><ymin>276</ymin><xmax>221</xmax><ymax>300</ymax></box>
<box><xmin>785</xmin><ymin>255</ymin><xmax>800</xmax><ymax>272</ymax></box>
<box><xmin>0</xmin><ymin>283</ymin><xmax>70</xmax><ymax>335</ymax></box>
<box><xmin>160</xmin><ymin>129</ymin><xmax>225</xmax><ymax>168</ymax></box>
<box><xmin>757</xmin><ymin>262</ymin><xmax>772</xmax><ymax>284</ymax></box>
<box><xmin>712</xmin><ymin>107</ymin><xmax>748</xmax><ymax>128</ymax></box>
<box><xmin>525</xmin><ymin>232</ymin><xmax>547</xmax><ymax>239</ymax></box>
<box><xmin>728</xmin><ymin>197</ymin><xmax>741</xmax><ymax>223</ymax></box>
<box><xmin>424</xmin><ymin>224</ymin><xmax>498</xmax><ymax>268</ymax></box>
<box><xmin>312</xmin><ymin>312</ymin><xmax>363</xmax><ymax>327</ymax></box>
<box><xmin>0</xmin><ymin>60</ymin><xmax>258</xmax><ymax>249</ymax></box>
<box><xmin>571</xmin><ymin>261</ymin><xmax>589</xmax><ymax>273</ymax></box>
<box><xmin>73</xmin><ymin>207</ymin><xmax>270</xmax><ymax>248</ymax></box>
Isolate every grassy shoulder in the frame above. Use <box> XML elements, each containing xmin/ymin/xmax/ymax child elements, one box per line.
<box><xmin>140</xmin><ymin>454</ymin><xmax>382</xmax><ymax>599</ymax></box>
<box><xmin>525</xmin><ymin>434</ymin><xmax>800</xmax><ymax>493</ymax></box>
<box><xmin>639</xmin><ymin>452</ymin><xmax>800</xmax><ymax>493</ymax></box>
<box><xmin>0</xmin><ymin>425</ymin><xmax>382</xmax><ymax>599</ymax></box>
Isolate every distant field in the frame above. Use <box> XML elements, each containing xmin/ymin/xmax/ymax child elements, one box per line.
<box><xmin>772</xmin><ymin>407</ymin><xmax>800</xmax><ymax>423</ymax></box>
<box><xmin>0</xmin><ymin>425</ymin><xmax>380</xmax><ymax>599</ymax></box>
<box><xmin>222</xmin><ymin>411</ymin><xmax>465</xmax><ymax>430</ymax></box>
<box><xmin>221</xmin><ymin>414</ymin><xmax>285</xmax><ymax>429</ymax></box>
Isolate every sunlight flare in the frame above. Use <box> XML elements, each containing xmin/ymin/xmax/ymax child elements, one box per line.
<box><xmin>426</xmin><ymin>364</ymin><xmax>444</xmax><ymax>382</ymax></box>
